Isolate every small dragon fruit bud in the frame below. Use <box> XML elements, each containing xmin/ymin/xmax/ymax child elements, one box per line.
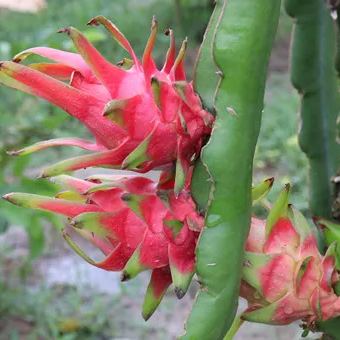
<box><xmin>241</xmin><ymin>185</ymin><xmax>340</xmax><ymax>327</ymax></box>
<box><xmin>0</xmin><ymin>16</ymin><xmax>213</xmax><ymax>192</ymax></box>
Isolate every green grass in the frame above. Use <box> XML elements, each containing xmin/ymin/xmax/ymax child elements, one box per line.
<box><xmin>0</xmin><ymin>245</ymin><xmax>184</xmax><ymax>339</ymax></box>
<box><xmin>0</xmin><ymin>281</ymin><xmax>118</xmax><ymax>339</ymax></box>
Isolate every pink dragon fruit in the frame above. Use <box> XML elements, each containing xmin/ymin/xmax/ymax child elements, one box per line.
<box><xmin>241</xmin><ymin>184</ymin><xmax>340</xmax><ymax>327</ymax></box>
<box><xmin>2</xmin><ymin>176</ymin><xmax>274</xmax><ymax>318</ymax></box>
<box><xmin>0</xmin><ymin>16</ymin><xmax>213</xmax><ymax>192</ymax></box>
<box><xmin>3</xmin><ymin>174</ymin><xmax>204</xmax><ymax>320</ymax></box>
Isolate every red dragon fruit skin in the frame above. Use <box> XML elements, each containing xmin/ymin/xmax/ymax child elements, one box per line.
<box><xmin>0</xmin><ymin>16</ymin><xmax>213</xmax><ymax>191</ymax></box>
<box><xmin>3</xmin><ymin>174</ymin><xmax>204</xmax><ymax>319</ymax></box>
<box><xmin>241</xmin><ymin>185</ymin><xmax>340</xmax><ymax>326</ymax></box>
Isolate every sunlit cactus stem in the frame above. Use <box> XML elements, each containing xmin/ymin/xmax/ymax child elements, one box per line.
<box><xmin>285</xmin><ymin>0</ymin><xmax>340</xmax><ymax>219</ymax></box>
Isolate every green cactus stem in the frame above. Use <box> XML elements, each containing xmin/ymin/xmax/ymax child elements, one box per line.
<box><xmin>285</xmin><ymin>0</ymin><xmax>340</xmax><ymax>337</ymax></box>
<box><xmin>193</xmin><ymin>0</ymin><xmax>222</xmax><ymax>113</ymax></box>
<box><xmin>182</xmin><ymin>0</ymin><xmax>281</xmax><ymax>338</ymax></box>
<box><xmin>334</xmin><ymin>3</ymin><xmax>340</xmax><ymax>78</ymax></box>
<box><xmin>285</xmin><ymin>0</ymin><xmax>340</xmax><ymax>219</ymax></box>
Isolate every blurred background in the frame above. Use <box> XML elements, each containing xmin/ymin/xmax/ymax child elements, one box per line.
<box><xmin>0</xmin><ymin>0</ymin><xmax>308</xmax><ymax>339</ymax></box>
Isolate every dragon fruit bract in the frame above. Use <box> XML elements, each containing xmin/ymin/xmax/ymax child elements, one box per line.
<box><xmin>242</xmin><ymin>185</ymin><xmax>340</xmax><ymax>326</ymax></box>
<box><xmin>3</xmin><ymin>174</ymin><xmax>204</xmax><ymax>320</ymax></box>
<box><xmin>0</xmin><ymin>16</ymin><xmax>213</xmax><ymax>192</ymax></box>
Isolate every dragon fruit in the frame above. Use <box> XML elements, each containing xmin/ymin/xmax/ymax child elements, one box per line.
<box><xmin>2</xmin><ymin>175</ymin><xmax>274</xmax><ymax>317</ymax></box>
<box><xmin>241</xmin><ymin>184</ymin><xmax>340</xmax><ymax>327</ymax></box>
<box><xmin>0</xmin><ymin>16</ymin><xmax>213</xmax><ymax>192</ymax></box>
<box><xmin>3</xmin><ymin>174</ymin><xmax>204</xmax><ymax>320</ymax></box>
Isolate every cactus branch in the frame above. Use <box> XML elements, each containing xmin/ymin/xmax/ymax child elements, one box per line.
<box><xmin>285</xmin><ymin>0</ymin><xmax>340</xmax><ymax>218</ymax></box>
<box><xmin>183</xmin><ymin>0</ymin><xmax>281</xmax><ymax>338</ymax></box>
